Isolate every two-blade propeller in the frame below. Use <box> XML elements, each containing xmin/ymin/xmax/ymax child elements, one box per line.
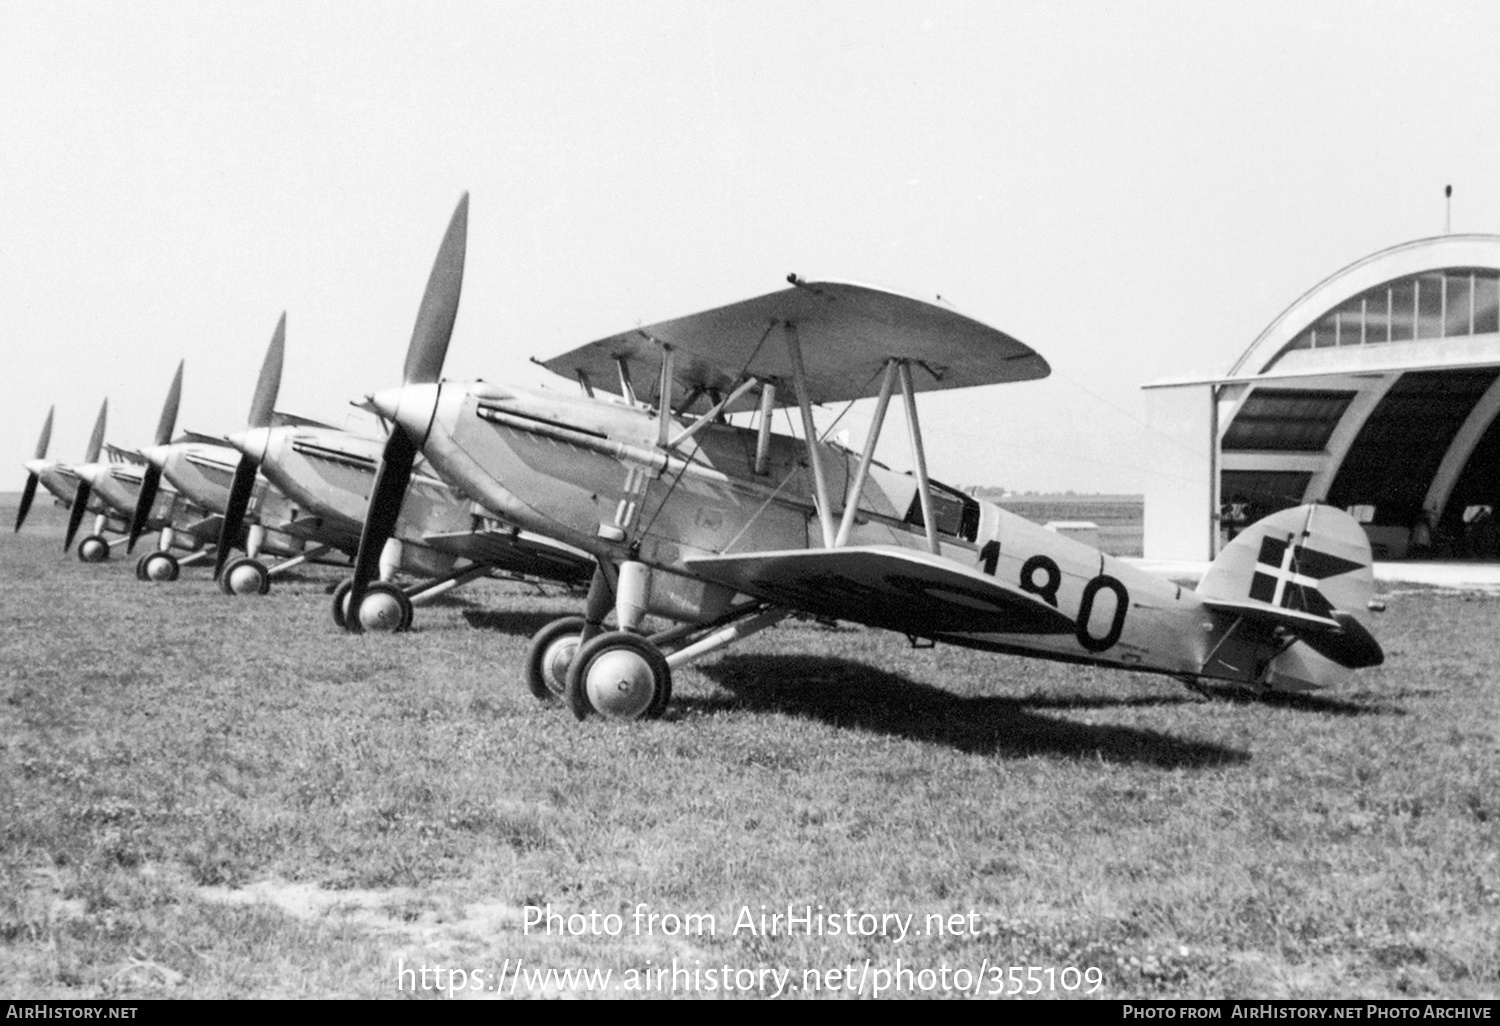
<box><xmin>126</xmin><ymin>361</ymin><xmax>184</xmax><ymax>553</ymax></box>
<box><xmin>212</xmin><ymin>313</ymin><xmax>286</xmax><ymax>579</ymax></box>
<box><xmin>63</xmin><ymin>400</ymin><xmax>108</xmax><ymax>552</ymax></box>
<box><xmin>343</xmin><ymin>194</ymin><xmax>468</xmax><ymax>632</ymax></box>
<box><xmin>15</xmin><ymin>406</ymin><xmax>54</xmax><ymax>532</ymax></box>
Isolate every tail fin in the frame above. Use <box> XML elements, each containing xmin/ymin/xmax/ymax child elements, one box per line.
<box><xmin>1197</xmin><ymin>504</ymin><xmax>1382</xmax><ymax>689</ymax></box>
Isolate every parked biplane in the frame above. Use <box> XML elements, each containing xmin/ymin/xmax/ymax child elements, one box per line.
<box><xmin>16</xmin><ymin>395</ymin><xmax>213</xmax><ymax>565</ymax></box>
<box><xmin>212</xmin><ymin>313</ymin><xmax>590</xmax><ymax>624</ymax></box>
<box><xmin>129</xmin><ymin>320</ymin><xmax>351</xmax><ymax>589</ymax></box>
<box><xmin>65</xmin><ymin>363</ymin><xmax>224</xmax><ymax>569</ymax></box>
<box><xmin>346</xmin><ymin>195</ymin><xmax>1383</xmax><ymax>721</ymax></box>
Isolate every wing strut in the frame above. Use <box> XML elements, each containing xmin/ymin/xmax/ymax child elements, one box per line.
<box><xmin>753</xmin><ymin>384</ymin><xmax>776</xmax><ymax>475</ymax></box>
<box><xmin>898</xmin><ymin>360</ymin><xmax>940</xmax><ymax>555</ymax></box>
<box><xmin>834</xmin><ymin>359</ymin><xmax>899</xmax><ymax>547</ymax></box>
<box><xmin>655</xmin><ymin>345</ymin><xmax>676</xmax><ymax>447</ymax></box>
<box><xmin>667</xmin><ymin>376</ymin><xmax>761</xmax><ymax>451</ymax></box>
<box><xmin>784</xmin><ymin>322</ymin><xmax>837</xmax><ymax>547</ymax></box>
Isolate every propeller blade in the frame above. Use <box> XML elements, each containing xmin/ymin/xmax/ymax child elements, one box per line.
<box><xmin>15</xmin><ymin>473</ymin><xmax>38</xmax><ymax>532</ymax></box>
<box><xmin>402</xmin><ymin>194</ymin><xmax>467</xmax><ymax>386</ymax></box>
<box><xmin>213</xmin><ymin>455</ymin><xmax>259</xmax><ymax>579</ymax></box>
<box><xmin>64</xmin><ymin>480</ymin><xmax>91</xmax><ymax>552</ymax></box>
<box><xmin>343</xmin><ymin>429</ymin><xmax>418</xmax><ymax>633</ymax></box>
<box><xmin>34</xmin><ymin>406</ymin><xmax>54</xmax><ymax>460</ymax></box>
<box><xmin>154</xmin><ymin>361</ymin><xmax>184</xmax><ymax>445</ymax></box>
<box><xmin>248</xmin><ymin>314</ymin><xmax>286</xmax><ymax>429</ymax></box>
<box><xmin>127</xmin><ymin>464</ymin><xmax>163</xmax><ymax>553</ymax></box>
<box><xmin>84</xmin><ymin>400</ymin><xmax>107</xmax><ymax>463</ymax></box>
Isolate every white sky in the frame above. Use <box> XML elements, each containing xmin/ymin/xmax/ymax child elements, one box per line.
<box><xmin>5</xmin><ymin>1</ymin><xmax>1500</xmax><ymax>493</ymax></box>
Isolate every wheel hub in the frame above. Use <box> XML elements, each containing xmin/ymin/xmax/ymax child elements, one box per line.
<box><xmin>541</xmin><ymin>638</ymin><xmax>579</xmax><ymax>697</ymax></box>
<box><xmin>359</xmin><ymin>591</ymin><xmax>405</xmax><ymax>631</ymax></box>
<box><xmin>227</xmin><ymin>564</ymin><xmax>264</xmax><ymax>594</ymax></box>
<box><xmin>585</xmin><ymin>649</ymin><xmax>657</xmax><ymax>719</ymax></box>
<box><xmin>145</xmin><ymin>556</ymin><xmax>174</xmax><ymax>581</ymax></box>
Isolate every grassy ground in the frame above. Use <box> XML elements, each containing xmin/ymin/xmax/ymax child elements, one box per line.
<box><xmin>1</xmin><ymin>500</ymin><xmax>1497</xmax><ymax>999</ymax></box>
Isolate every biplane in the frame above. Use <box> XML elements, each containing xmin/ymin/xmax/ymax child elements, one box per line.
<box><xmin>213</xmin><ymin>314</ymin><xmax>590</xmax><ymax>624</ymax></box>
<box><xmin>345</xmin><ymin>195</ymin><xmax>1383</xmax><ymax>720</ymax></box>
<box><xmin>129</xmin><ymin>317</ymin><xmax>362</xmax><ymax>592</ymax></box>
<box><xmin>16</xmin><ymin>395</ymin><xmax>215</xmax><ymax>565</ymax></box>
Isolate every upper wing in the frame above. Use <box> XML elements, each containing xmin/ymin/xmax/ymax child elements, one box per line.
<box><xmin>103</xmin><ymin>443</ymin><xmax>147</xmax><ymax>465</ymax></box>
<box><xmin>683</xmin><ymin>545</ymin><xmax>1075</xmax><ymax>637</ymax></box>
<box><xmin>541</xmin><ymin>279</ymin><xmax>1048</xmax><ymax>414</ymax></box>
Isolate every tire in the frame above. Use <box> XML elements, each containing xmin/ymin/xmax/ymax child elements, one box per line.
<box><xmin>330</xmin><ymin>578</ymin><xmax>354</xmax><ymax>629</ymax></box>
<box><xmin>77</xmin><ymin>535</ymin><xmax>110</xmax><ymax>563</ymax></box>
<box><xmin>219</xmin><ymin>557</ymin><xmax>271</xmax><ymax>596</ymax></box>
<box><xmin>522</xmin><ymin>616</ymin><xmax>587</xmax><ymax>702</ymax></box>
<box><xmin>354</xmin><ymin>581</ymin><xmax>414</xmax><ymax>632</ymax></box>
<box><xmin>139</xmin><ymin>551</ymin><xmax>180</xmax><ymax>582</ymax></box>
<box><xmin>564</xmin><ymin>630</ymin><xmax>672</xmax><ymax>722</ymax></box>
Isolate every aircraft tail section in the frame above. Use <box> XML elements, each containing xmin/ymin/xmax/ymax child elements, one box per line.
<box><xmin>1196</xmin><ymin>504</ymin><xmax>1382</xmax><ymax>689</ymax></box>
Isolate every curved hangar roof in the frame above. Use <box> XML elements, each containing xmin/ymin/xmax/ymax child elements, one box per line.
<box><xmin>1229</xmin><ymin>234</ymin><xmax>1500</xmax><ymax>379</ymax></box>
<box><xmin>1210</xmin><ymin>234</ymin><xmax>1500</xmax><ymax>550</ymax></box>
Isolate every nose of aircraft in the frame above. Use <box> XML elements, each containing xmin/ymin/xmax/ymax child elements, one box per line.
<box><xmin>74</xmin><ymin>462</ymin><xmax>107</xmax><ymax>486</ymax></box>
<box><xmin>369</xmin><ymin>383</ymin><xmax>442</xmax><ymax>444</ymax></box>
<box><xmin>141</xmin><ymin>444</ymin><xmax>172</xmax><ymax>469</ymax></box>
<box><xmin>226</xmin><ymin>426</ymin><xmax>275</xmax><ymax>463</ymax></box>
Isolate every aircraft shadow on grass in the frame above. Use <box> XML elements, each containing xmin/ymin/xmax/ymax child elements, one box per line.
<box><xmin>688</xmin><ymin>653</ymin><xmax>1251</xmax><ymax>768</ymax></box>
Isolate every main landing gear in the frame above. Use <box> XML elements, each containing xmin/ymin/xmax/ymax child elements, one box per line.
<box><xmin>331</xmin><ymin>579</ymin><xmax>414</xmax><ymax>632</ymax></box>
<box><xmin>521</xmin><ymin>560</ymin><xmax>787</xmax><ymax>722</ymax></box>
<box><xmin>216</xmin><ymin>544</ymin><xmax>335</xmax><ymax>597</ymax></box>
<box><xmin>76</xmin><ymin>534</ymin><xmax>111</xmax><ymax>563</ymax></box>
<box><xmin>330</xmin><ymin>562</ymin><xmax>491</xmax><ymax>633</ymax></box>
<box><xmin>135</xmin><ymin>550</ymin><xmax>180</xmax><ymax>582</ymax></box>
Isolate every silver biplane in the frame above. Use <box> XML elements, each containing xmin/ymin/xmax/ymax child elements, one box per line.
<box><xmin>347</xmin><ymin>196</ymin><xmax>1383</xmax><ymax>721</ymax></box>
<box><xmin>212</xmin><ymin>314</ymin><xmax>591</xmax><ymax>624</ymax></box>
<box><xmin>129</xmin><ymin>319</ymin><xmax>353</xmax><ymax>589</ymax></box>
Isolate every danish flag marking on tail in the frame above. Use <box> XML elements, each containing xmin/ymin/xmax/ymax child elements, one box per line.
<box><xmin>1248</xmin><ymin>533</ymin><xmax>1364</xmax><ymax>617</ymax></box>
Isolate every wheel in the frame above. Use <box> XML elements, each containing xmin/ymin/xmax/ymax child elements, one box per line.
<box><xmin>77</xmin><ymin>535</ymin><xmax>110</xmax><ymax>563</ymax></box>
<box><xmin>522</xmin><ymin>616</ymin><xmax>587</xmax><ymax>701</ymax></box>
<box><xmin>218</xmin><ymin>557</ymin><xmax>271</xmax><ymax>596</ymax></box>
<box><xmin>564</xmin><ymin>630</ymin><xmax>671</xmax><ymax>721</ymax></box>
<box><xmin>330</xmin><ymin>578</ymin><xmax>354</xmax><ymax>628</ymax></box>
<box><xmin>139</xmin><ymin>551</ymin><xmax>180</xmax><ymax>582</ymax></box>
<box><xmin>353</xmin><ymin>581</ymin><xmax>414</xmax><ymax>632</ymax></box>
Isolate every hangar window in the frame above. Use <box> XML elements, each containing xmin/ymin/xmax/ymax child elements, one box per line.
<box><xmin>1222</xmin><ymin>389</ymin><xmax>1354</xmax><ymax>451</ymax></box>
<box><xmin>1220</xmin><ymin>470</ymin><xmax>1313</xmax><ymax>517</ymax></box>
<box><xmin>1271</xmin><ymin>268</ymin><xmax>1500</xmax><ymax>368</ymax></box>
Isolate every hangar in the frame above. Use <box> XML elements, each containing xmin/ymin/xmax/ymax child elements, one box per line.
<box><xmin>1144</xmin><ymin>233</ymin><xmax>1500</xmax><ymax>561</ymax></box>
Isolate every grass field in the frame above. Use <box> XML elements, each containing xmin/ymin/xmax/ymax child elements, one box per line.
<box><xmin>1</xmin><ymin>497</ymin><xmax>1497</xmax><ymax>999</ymax></box>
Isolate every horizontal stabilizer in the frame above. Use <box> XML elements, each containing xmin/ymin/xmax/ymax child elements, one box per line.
<box><xmin>1198</xmin><ymin>504</ymin><xmax>1382</xmax><ymax>671</ymax></box>
<box><xmin>1202</xmin><ymin>597</ymin><xmax>1383</xmax><ymax>668</ymax></box>
<box><xmin>685</xmin><ymin>545</ymin><xmax>1075</xmax><ymax>637</ymax></box>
